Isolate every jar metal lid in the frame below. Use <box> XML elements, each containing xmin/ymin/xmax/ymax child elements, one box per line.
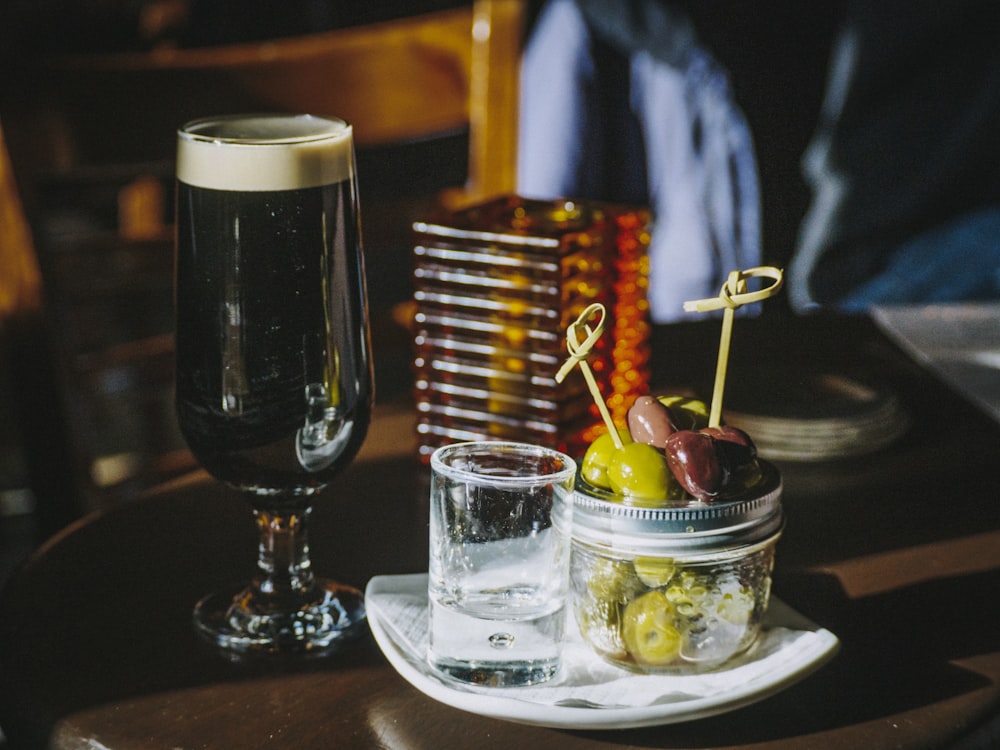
<box><xmin>571</xmin><ymin>461</ymin><xmax>783</xmax><ymax>555</ymax></box>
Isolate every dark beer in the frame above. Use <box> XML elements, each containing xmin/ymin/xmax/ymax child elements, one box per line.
<box><xmin>174</xmin><ymin>115</ymin><xmax>373</xmax><ymax>497</ymax></box>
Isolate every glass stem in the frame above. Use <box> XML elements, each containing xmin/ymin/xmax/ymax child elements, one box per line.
<box><xmin>253</xmin><ymin>507</ymin><xmax>316</xmax><ymax>599</ymax></box>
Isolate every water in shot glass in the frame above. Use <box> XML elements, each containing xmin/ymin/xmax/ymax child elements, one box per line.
<box><xmin>427</xmin><ymin>441</ymin><xmax>576</xmax><ymax>687</ymax></box>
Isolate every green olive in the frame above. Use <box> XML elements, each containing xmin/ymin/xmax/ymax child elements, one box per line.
<box><xmin>607</xmin><ymin>442</ymin><xmax>679</xmax><ymax>506</ymax></box>
<box><xmin>633</xmin><ymin>557</ymin><xmax>676</xmax><ymax>588</ymax></box>
<box><xmin>586</xmin><ymin>556</ymin><xmax>640</xmax><ymax>603</ymax></box>
<box><xmin>665</xmin><ymin>584</ymin><xmax>699</xmax><ymax>617</ymax></box>
<box><xmin>578</xmin><ymin>556</ymin><xmax>641</xmax><ymax>659</ymax></box>
<box><xmin>666</xmin><ymin>569</ymin><xmax>711</xmax><ymax>617</ymax></box>
<box><xmin>725</xmin><ymin>460</ymin><xmax>764</xmax><ymax>496</ymax></box>
<box><xmin>622</xmin><ymin>590</ymin><xmax>682</xmax><ymax>666</ymax></box>
<box><xmin>658</xmin><ymin>395</ymin><xmax>710</xmax><ymax>432</ymax></box>
<box><xmin>576</xmin><ymin>601</ymin><xmax>627</xmax><ymax>659</ymax></box>
<box><xmin>581</xmin><ymin>428</ymin><xmax>631</xmax><ymax>490</ymax></box>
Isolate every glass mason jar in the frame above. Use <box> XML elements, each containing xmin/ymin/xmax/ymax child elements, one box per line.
<box><xmin>570</xmin><ymin>461</ymin><xmax>783</xmax><ymax>674</ymax></box>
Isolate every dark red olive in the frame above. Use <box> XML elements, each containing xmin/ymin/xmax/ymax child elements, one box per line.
<box><xmin>665</xmin><ymin>426</ymin><xmax>761</xmax><ymax>500</ymax></box>
<box><xmin>664</xmin><ymin>429</ymin><xmax>726</xmax><ymax>499</ymax></box>
<box><xmin>709</xmin><ymin>426</ymin><xmax>762</xmax><ymax>492</ymax></box>
<box><xmin>703</xmin><ymin>425</ymin><xmax>756</xmax><ymax>467</ymax></box>
<box><xmin>627</xmin><ymin>395</ymin><xmax>676</xmax><ymax>449</ymax></box>
<box><xmin>702</xmin><ymin>425</ymin><xmax>754</xmax><ymax>448</ymax></box>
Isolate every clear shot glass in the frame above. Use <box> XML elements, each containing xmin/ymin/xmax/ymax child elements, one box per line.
<box><xmin>427</xmin><ymin>441</ymin><xmax>576</xmax><ymax>686</ymax></box>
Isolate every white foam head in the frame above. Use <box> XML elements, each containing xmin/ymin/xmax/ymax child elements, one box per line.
<box><xmin>176</xmin><ymin>114</ymin><xmax>355</xmax><ymax>191</ymax></box>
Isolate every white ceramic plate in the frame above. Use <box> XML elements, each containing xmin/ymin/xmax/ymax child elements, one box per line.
<box><xmin>872</xmin><ymin>302</ymin><xmax>1000</xmax><ymax>425</ymax></box>
<box><xmin>365</xmin><ymin>573</ymin><xmax>840</xmax><ymax>730</ymax></box>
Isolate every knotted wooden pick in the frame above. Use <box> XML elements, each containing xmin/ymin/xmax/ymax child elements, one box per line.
<box><xmin>555</xmin><ymin>302</ymin><xmax>624</xmax><ymax>449</ymax></box>
<box><xmin>683</xmin><ymin>266</ymin><xmax>784</xmax><ymax>428</ymax></box>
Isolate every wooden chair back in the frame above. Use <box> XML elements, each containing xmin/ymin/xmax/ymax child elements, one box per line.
<box><xmin>0</xmin><ymin>1</ymin><xmax>525</xmax><ymax>517</ymax></box>
<box><xmin>6</xmin><ymin>1</ymin><xmax>522</xmax><ymax>203</ymax></box>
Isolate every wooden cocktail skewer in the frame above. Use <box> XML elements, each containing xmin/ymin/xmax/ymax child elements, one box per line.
<box><xmin>555</xmin><ymin>302</ymin><xmax>627</xmax><ymax>450</ymax></box>
<box><xmin>682</xmin><ymin>266</ymin><xmax>784</xmax><ymax>428</ymax></box>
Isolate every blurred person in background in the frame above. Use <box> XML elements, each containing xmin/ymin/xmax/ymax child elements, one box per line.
<box><xmin>517</xmin><ymin>0</ymin><xmax>761</xmax><ymax>323</ymax></box>
<box><xmin>789</xmin><ymin>0</ymin><xmax>1000</xmax><ymax>313</ymax></box>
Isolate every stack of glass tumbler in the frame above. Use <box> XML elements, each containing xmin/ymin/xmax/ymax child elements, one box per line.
<box><xmin>411</xmin><ymin>196</ymin><xmax>652</xmax><ymax>463</ymax></box>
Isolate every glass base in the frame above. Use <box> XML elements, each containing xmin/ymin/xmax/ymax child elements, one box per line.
<box><xmin>429</xmin><ymin>657</ymin><xmax>559</xmax><ymax>687</ymax></box>
<box><xmin>193</xmin><ymin>579</ymin><xmax>366</xmax><ymax>659</ymax></box>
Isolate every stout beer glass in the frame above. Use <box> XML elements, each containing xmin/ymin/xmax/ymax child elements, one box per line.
<box><xmin>174</xmin><ymin>114</ymin><xmax>373</xmax><ymax>656</ymax></box>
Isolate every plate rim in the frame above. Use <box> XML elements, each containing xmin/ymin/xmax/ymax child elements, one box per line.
<box><xmin>365</xmin><ymin>573</ymin><xmax>840</xmax><ymax>730</ymax></box>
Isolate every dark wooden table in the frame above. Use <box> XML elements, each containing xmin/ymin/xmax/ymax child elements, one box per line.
<box><xmin>1</xmin><ymin>314</ymin><xmax>999</xmax><ymax>749</ymax></box>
